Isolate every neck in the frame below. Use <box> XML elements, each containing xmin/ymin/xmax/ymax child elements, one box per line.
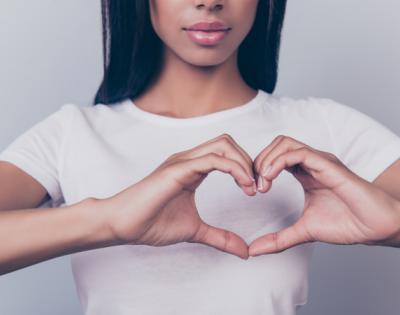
<box><xmin>132</xmin><ymin>48</ymin><xmax>257</xmax><ymax>119</ymax></box>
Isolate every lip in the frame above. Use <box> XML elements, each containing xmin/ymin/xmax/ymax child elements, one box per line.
<box><xmin>182</xmin><ymin>20</ymin><xmax>231</xmax><ymax>46</ymax></box>
<box><xmin>183</xmin><ymin>20</ymin><xmax>231</xmax><ymax>31</ymax></box>
<box><xmin>184</xmin><ymin>29</ymin><xmax>230</xmax><ymax>46</ymax></box>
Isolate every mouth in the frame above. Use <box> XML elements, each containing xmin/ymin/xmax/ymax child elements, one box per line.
<box><xmin>182</xmin><ymin>27</ymin><xmax>231</xmax><ymax>32</ymax></box>
<box><xmin>182</xmin><ymin>20</ymin><xmax>231</xmax><ymax>46</ymax></box>
<box><xmin>182</xmin><ymin>29</ymin><xmax>230</xmax><ymax>46</ymax></box>
<box><xmin>183</xmin><ymin>20</ymin><xmax>231</xmax><ymax>32</ymax></box>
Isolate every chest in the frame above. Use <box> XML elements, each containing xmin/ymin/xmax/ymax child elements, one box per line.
<box><xmin>60</xmin><ymin>122</ymin><xmax>331</xmax><ymax>242</ymax></box>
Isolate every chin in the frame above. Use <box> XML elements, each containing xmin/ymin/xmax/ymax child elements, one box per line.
<box><xmin>187</xmin><ymin>59</ymin><xmax>225</xmax><ymax>67</ymax></box>
<box><xmin>181</xmin><ymin>51</ymin><xmax>232</xmax><ymax>67</ymax></box>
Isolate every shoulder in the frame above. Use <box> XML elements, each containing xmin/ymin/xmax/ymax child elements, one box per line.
<box><xmin>262</xmin><ymin>93</ymin><xmax>328</xmax><ymax>118</ymax></box>
<box><xmin>60</xmin><ymin>101</ymin><xmax>122</xmax><ymax>116</ymax></box>
<box><xmin>263</xmin><ymin>93</ymin><xmax>364</xmax><ymax>120</ymax></box>
<box><xmin>57</xmin><ymin>100</ymin><xmax>133</xmax><ymax>138</ymax></box>
<box><xmin>59</xmin><ymin>100</ymin><xmax>128</xmax><ymax>124</ymax></box>
<box><xmin>265</xmin><ymin>93</ymin><xmax>341</xmax><ymax>110</ymax></box>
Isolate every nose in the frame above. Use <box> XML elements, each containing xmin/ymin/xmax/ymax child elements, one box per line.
<box><xmin>194</xmin><ymin>0</ymin><xmax>224</xmax><ymax>12</ymax></box>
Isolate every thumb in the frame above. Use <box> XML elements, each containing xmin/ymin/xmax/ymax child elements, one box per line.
<box><xmin>248</xmin><ymin>221</ymin><xmax>313</xmax><ymax>256</ymax></box>
<box><xmin>191</xmin><ymin>222</ymin><xmax>249</xmax><ymax>260</ymax></box>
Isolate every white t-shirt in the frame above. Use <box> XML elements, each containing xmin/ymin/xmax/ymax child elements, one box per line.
<box><xmin>1</xmin><ymin>89</ymin><xmax>400</xmax><ymax>315</ymax></box>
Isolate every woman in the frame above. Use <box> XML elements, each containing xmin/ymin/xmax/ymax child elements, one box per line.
<box><xmin>0</xmin><ymin>0</ymin><xmax>400</xmax><ymax>314</ymax></box>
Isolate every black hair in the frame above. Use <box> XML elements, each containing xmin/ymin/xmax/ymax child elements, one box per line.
<box><xmin>93</xmin><ymin>0</ymin><xmax>287</xmax><ymax>106</ymax></box>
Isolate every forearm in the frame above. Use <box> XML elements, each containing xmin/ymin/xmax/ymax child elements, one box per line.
<box><xmin>384</xmin><ymin>198</ymin><xmax>400</xmax><ymax>248</ymax></box>
<box><xmin>0</xmin><ymin>198</ymin><xmax>119</xmax><ymax>276</ymax></box>
<box><xmin>368</xmin><ymin>193</ymin><xmax>400</xmax><ymax>249</ymax></box>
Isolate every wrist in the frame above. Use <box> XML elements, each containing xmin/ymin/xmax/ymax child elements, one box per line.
<box><xmin>73</xmin><ymin>197</ymin><xmax>124</xmax><ymax>248</ymax></box>
<box><xmin>388</xmin><ymin>198</ymin><xmax>400</xmax><ymax>247</ymax></box>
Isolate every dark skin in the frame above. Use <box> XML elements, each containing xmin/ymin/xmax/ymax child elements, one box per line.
<box><xmin>2</xmin><ymin>0</ymin><xmax>399</xmax><ymax>278</ymax></box>
<box><xmin>133</xmin><ymin>0</ymin><xmax>259</xmax><ymax>119</ymax></box>
<box><xmin>115</xmin><ymin>0</ymin><xmax>400</xmax><ymax>257</ymax></box>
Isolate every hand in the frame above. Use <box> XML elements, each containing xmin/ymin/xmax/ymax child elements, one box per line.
<box><xmin>102</xmin><ymin>134</ymin><xmax>258</xmax><ymax>260</ymax></box>
<box><xmin>249</xmin><ymin>135</ymin><xmax>400</xmax><ymax>256</ymax></box>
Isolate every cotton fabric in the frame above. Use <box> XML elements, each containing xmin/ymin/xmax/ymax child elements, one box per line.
<box><xmin>1</xmin><ymin>89</ymin><xmax>400</xmax><ymax>314</ymax></box>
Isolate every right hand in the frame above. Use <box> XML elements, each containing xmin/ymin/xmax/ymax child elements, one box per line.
<box><xmin>101</xmin><ymin>134</ymin><xmax>257</xmax><ymax>259</ymax></box>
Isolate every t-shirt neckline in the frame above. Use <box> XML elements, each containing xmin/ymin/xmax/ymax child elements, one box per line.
<box><xmin>119</xmin><ymin>89</ymin><xmax>268</xmax><ymax>127</ymax></box>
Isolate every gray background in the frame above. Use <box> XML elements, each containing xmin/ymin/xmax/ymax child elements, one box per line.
<box><xmin>0</xmin><ymin>1</ymin><xmax>399</xmax><ymax>314</ymax></box>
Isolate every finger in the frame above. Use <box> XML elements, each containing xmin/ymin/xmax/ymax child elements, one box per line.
<box><xmin>198</xmin><ymin>133</ymin><xmax>254</xmax><ymax>170</ymax></box>
<box><xmin>180</xmin><ymin>134</ymin><xmax>256</xmax><ymax>184</ymax></box>
<box><xmin>183</xmin><ymin>153</ymin><xmax>257</xmax><ymax>195</ymax></box>
<box><xmin>254</xmin><ymin>134</ymin><xmax>306</xmax><ymax>173</ymax></box>
<box><xmin>256</xmin><ymin>137</ymin><xmax>316</xmax><ymax>193</ymax></box>
<box><xmin>248</xmin><ymin>220</ymin><xmax>313</xmax><ymax>256</ymax></box>
<box><xmin>264</xmin><ymin>147</ymin><xmax>323</xmax><ymax>180</ymax></box>
<box><xmin>257</xmin><ymin>136</ymin><xmax>309</xmax><ymax>177</ymax></box>
<box><xmin>192</xmin><ymin>222</ymin><xmax>249</xmax><ymax>259</ymax></box>
<box><xmin>253</xmin><ymin>135</ymin><xmax>285</xmax><ymax>173</ymax></box>
<box><xmin>211</xmin><ymin>135</ymin><xmax>255</xmax><ymax>182</ymax></box>
<box><xmin>262</xmin><ymin>147</ymin><xmax>345</xmax><ymax>191</ymax></box>
<box><xmin>217</xmin><ymin>134</ymin><xmax>255</xmax><ymax>176</ymax></box>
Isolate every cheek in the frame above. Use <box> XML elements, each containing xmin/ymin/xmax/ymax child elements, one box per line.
<box><xmin>150</xmin><ymin>2</ymin><xmax>183</xmax><ymax>46</ymax></box>
<box><xmin>234</xmin><ymin>2</ymin><xmax>258</xmax><ymax>37</ymax></box>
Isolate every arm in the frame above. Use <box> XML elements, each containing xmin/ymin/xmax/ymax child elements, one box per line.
<box><xmin>372</xmin><ymin>159</ymin><xmax>400</xmax><ymax>247</ymax></box>
<box><xmin>394</xmin><ymin>200</ymin><xmax>400</xmax><ymax>246</ymax></box>
<box><xmin>249</xmin><ymin>135</ymin><xmax>400</xmax><ymax>256</ymax></box>
<box><xmin>0</xmin><ymin>161</ymin><xmax>118</xmax><ymax>276</ymax></box>
<box><xmin>0</xmin><ymin>132</ymin><xmax>258</xmax><ymax>275</ymax></box>
<box><xmin>0</xmin><ymin>197</ymin><xmax>118</xmax><ymax>276</ymax></box>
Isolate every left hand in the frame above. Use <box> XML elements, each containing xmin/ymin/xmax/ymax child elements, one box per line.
<box><xmin>249</xmin><ymin>135</ymin><xmax>400</xmax><ymax>256</ymax></box>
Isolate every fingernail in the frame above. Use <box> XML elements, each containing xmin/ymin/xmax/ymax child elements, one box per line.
<box><xmin>262</xmin><ymin>165</ymin><xmax>272</xmax><ymax>177</ymax></box>
<box><xmin>257</xmin><ymin>176</ymin><xmax>264</xmax><ymax>191</ymax></box>
<box><xmin>252</xmin><ymin>182</ymin><xmax>257</xmax><ymax>194</ymax></box>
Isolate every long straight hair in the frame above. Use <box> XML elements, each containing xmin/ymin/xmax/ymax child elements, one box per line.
<box><xmin>93</xmin><ymin>0</ymin><xmax>287</xmax><ymax>106</ymax></box>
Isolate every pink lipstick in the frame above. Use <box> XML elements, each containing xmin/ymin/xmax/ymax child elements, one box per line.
<box><xmin>183</xmin><ymin>20</ymin><xmax>231</xmax><ymax>46</ymax></box>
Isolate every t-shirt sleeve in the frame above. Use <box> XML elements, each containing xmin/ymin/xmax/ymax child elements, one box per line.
<box><xmin>317</xmin><ymin>97</ymin><xmax>400</xmax><ymax>183</ymax></box>
<box><xmin>0</xmin><ymin>104</ymin><xmax>74</xmax><ymax>208</ymax></box>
